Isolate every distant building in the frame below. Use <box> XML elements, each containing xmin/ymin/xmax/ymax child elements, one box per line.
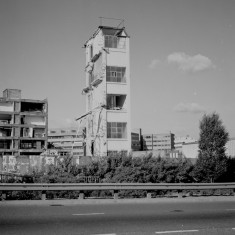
<box><xmin>226</xmin><ymin>137</ymin><xmax>235</xmax><ymax>157</ymax></box>
<box><xmin>48</xmin><ymin>128</ymin><xmax>84</xmax><ymax>157</ymax></box>
<box><xmin>182</xmin><ymin>141</ymin><xmax>199</xmax><ymax>159</ymax></box>
<box><xmin>180</xmin><ymin>137</ymin><xmax>235</xmax><ymax>160</ymax></box>
<box><xmin>131</xmin><ymin>128</ymin><xmax>141</xmax><ymax>151</ymax></box>
<box><xmin>0</xmin><ymin>89</ymin><xmax>48</xmax><ymax>173</ymax></box>
<box><xmin>175</xmin><ymin>136</ymin><xmax>197</xmax><ymax>152</ymax></box>
<box><xmin>142</xmin><ymin>133</ymin><xmax>175</xmax><ymax>151</ymax></box>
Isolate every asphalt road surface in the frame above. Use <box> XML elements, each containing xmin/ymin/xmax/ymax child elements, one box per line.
<box><xmin>0</xmin><ymin>198</ymin><xmax>235</xmax><ymax>235</ymax></box>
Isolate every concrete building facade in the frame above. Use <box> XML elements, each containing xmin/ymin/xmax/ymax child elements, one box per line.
<box><xmin>181</xmin><ymin>141</ymin><xmax>199</xmax><ymax>160</ymax></box>
<box><xmin>48</xmin><ymin>128</ymin><xmax>84</xmax><ymax>157</ymax></box>
<box><xmin>82</xmin><ymin>25</ymin><xmax>131</xmax><ymax>157</ymax></box>
<box><xmin>0</xmin><ymin>89</ymin><xmax>48</xmax><ymax>173</ymax></box>
<box><xmin>180</xmin><ymin>138</ymin><xmax>235</xmax><ymax>161</ymax></box>
<box><xmin>174</xmin><ymin>136</ymin><xmax>197</xmax><ymax>152</ymax></box>
<box><xmin>226</xmin><ymin>137</ymin><xmax>235</xmax><ymax>157</ymax></box>
<box><xmin>131</xmin><ymin>131</ymin><xmax>141</xmax><ymax>151</ymax></box>
<box><xmin>142</xmin><ymin>133</ymin><xmax>175</xmax><ymax>151</ymax></box>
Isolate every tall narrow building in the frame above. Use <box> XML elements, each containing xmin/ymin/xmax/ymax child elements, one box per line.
<box><xmin>82</xmin><ymin>24</ymin><xmax>131</xmax><ymax>157</ymax></box>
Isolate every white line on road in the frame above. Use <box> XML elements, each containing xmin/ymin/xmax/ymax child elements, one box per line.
<box><xmin>91</xmin><ymin>234</ymin><xmax>116</xmax><ymax>235</ymax></box>
<box><xmin>155</xmin><ymin>230</ymin><xmax>199</xmax><ymax>234</ymax></box>
<box><xmin>72</xmin><ymin>213</ymin><xmax>105</xmax><ymax>216</ymax></box>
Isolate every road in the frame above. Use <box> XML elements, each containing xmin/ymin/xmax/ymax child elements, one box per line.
<box><xmin>0</xmin><ymin>198</ymin><xmax>235</xmax><ymax>235</ymax></box>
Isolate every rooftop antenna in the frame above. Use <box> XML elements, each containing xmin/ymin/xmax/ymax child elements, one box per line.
<box><xmin>99</xmin><ymin>17</ymin><xmax>125</xmax><ymax>28</ymax></box>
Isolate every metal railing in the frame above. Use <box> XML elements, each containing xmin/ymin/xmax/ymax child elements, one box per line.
<box><xmin>1</xmin><ymin>182</ymin><xmax>235</xmax><ymax>200</ymax></box>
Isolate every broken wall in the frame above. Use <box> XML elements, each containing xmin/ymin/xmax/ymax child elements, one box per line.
<box><xmin>2</xmin><ymin>155</ymin><xmax>17</xmax><ymax>172</ymax></box>
<box><xmin>86</xmin><ymin>108</ymin><xmax>107</xmax><ymax>157</ymax></box>
<box><xmin>23</xmin><ymin>116</ymin><xmax>45</xmax><ymax>125</ymax></box>
<box><xmin>86</xmin><ymin>48</ymin><xmax>108</xmax><ymax>157</ymax></box>
<box><xmin>0</xmin><ymin>102</ymin><xmax>14</xmax><ymax>112</ymax></box>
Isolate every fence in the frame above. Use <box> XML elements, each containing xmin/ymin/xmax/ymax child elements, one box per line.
<box><xmin>0</xmin><ymin>182</ymin><xmax>235</xmax><ymax>200</ymax></box>
<box><xmin>0</xmin><ymin>172</ymin><xmax>23</xmax><ymax>183</ymax></box>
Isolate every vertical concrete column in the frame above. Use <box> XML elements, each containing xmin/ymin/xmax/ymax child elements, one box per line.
<box><xmin>146</xmin><ymin>192</ymin><xmax>152</xmax><ymax>199</ymax></box>
<box><xmin>232</xmin><ymin>189</ymin><xmax>235</xmax><ymax>196</ymax></box>
<box><xmin>113</xmin><ymin>190</ymin><xmax>118</xmax><ymax>200</ymax></box>
<box><xmin>199</xmin><ymin>190</ymin><xmax>203</xmax><ymax>196</ymax></box>
<box><xmin>79</xmin><ymin>191</ymin><xmax>84</xmax><ymax>200</ymax></box>
<box><xmin>1</xmin><ymin>191</ymin><xmax>7</xmax><ymax>200</ymax></box>
<box><xmin>177</xmin><ymin>190</ymin><xmax>183</xmax><ymax>198</ymax></box>
<box><xmin>41</xmin><ymin>191</ymin><xmax>46</xmax><ymax>200</ymax></box>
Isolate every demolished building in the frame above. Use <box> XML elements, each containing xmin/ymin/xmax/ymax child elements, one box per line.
<box><xmin>0</xmin><ymin>89</ymin><xmax>48</xmax><ymax>174</ymax></box>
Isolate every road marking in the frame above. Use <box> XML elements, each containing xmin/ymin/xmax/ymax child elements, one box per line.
<box><xmin>155</xmin><ymin>230</ymin><xmax>199</xmax><ymax>234</ymax></box>
<box><xmin>91</xmin><ymin>234</ymin><xmax>116</xmax><ymax>235</ymax></box>
<box><xmin>226</xmin><ymin>209</ymin><xmax>235</xmax><ymax>211</ymax></box>
<box><xmin>72</xmin><ymin>213</ymin><xmax>105</xmax><ymax>216</ymax></box>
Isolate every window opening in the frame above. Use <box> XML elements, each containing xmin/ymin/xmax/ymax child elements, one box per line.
<box><xmin>107</xmin><ymin>95</ymin><xmax>126</xmax><ymax>110</ymax></box>
<box><xmin>104</xmin><ymin>35</ymin><xmax>126</xmax><ymax>49</ymax></box>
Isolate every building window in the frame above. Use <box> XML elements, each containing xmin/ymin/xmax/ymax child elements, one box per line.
<box><xmin>104</xmin><ymin>35</ymin><xmax>126</xmax><ymax>49</ymax></box>
<box><xmin>106</xmin><ymin>94</ymin><xmax>126</xmax><ymax>110</ymax></box>
<box><xmin>106</xmin><ymin>66</ymin><xmax>126</xmax><ymax>83</ymax></box>
<box><xmin>111</xmin><ymin>71</ymin><xmax>117</xmax><ymax>77</ymax></box>
<box><xmin>107</xmin><ymin>122</ymin><xmax>127</xmax><ymax>138</ymax></box>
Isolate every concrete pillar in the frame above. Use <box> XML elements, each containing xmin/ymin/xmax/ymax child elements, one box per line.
<box><xmin>113</xmin><ymin>190</ymin><xmax>118</xmax><ymax>200</ymax></box>
<box><xmin>79</xmin><ymin>192</ymin><xmax>84</xmax><ymax>200</ymax></box>
<box><xmin>177</xmin><ymin>190</ymin><xmax>183</xmax><ymax>198</ymax></box>
<box><xmin>231</xmin><ymin>189</ymin><xmax>235</xmax><ymax>196</ymax></box>
<box><xmin>41</xmin><ymin>191</ymin><xmax>46</xmax><ymax>200</ymax></box>
<box><xmin>1</xmin><ymin>191</ymin><xmax>7</xmax><ymax>200</ymax></box>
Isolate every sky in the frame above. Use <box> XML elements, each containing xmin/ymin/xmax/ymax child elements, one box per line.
<box><xmin>0</xmin><ymin>0</ymin><xmax>235</xmax><ymax>139</ymax></box>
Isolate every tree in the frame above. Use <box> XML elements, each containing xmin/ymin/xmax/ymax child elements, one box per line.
<box><xmin>193</xmin><ymin>112</ymin><xmax>229</xmax><ymax>182</ymax></box>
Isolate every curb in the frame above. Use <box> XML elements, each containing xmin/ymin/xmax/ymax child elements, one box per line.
<box><xmin>1</xmin><ymin>196</ymin><xmax>235</xmax><ymax>206</ymax></box>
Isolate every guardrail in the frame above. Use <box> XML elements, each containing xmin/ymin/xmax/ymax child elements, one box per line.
<box><xmin>1</xmin><ymin>182</ymin><xmax>235</xmax><ymax>200</ymax></box>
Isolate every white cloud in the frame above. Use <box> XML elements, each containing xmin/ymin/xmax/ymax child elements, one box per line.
<box><xmin>167</xmin><ymin>52</ymin><xmax>215</xmax><ymax>72</ymax></box>
<box><xmin>174</xmin><ymin>102</ymin><xmax>206</xmax><ymax>114</ymax></box>
<box><xmin>148</xmin><ymin>59</ymin><xmax>160</xmax><ymax>69</ymax></box>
